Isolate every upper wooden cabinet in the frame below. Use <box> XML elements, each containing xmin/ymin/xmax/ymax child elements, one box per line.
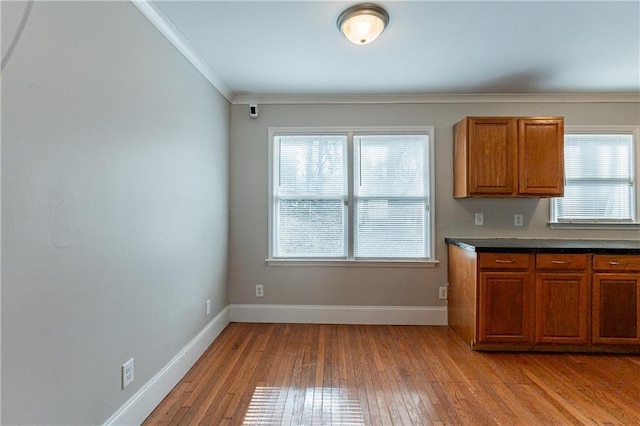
<box><xmin>453</xmin><ymin>116</ymin><xmax>564</xmax><ymax>198</ymax></box>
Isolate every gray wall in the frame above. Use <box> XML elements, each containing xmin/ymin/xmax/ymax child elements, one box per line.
<box><xmin>229</xmin><ymin>102</ymin><xmax>640</xmax><ymax>306</ymax></box>
<box><xmin>2</xmin><ymin>2</ymin><xmax>230</xmax><ymax>424</ymax></box>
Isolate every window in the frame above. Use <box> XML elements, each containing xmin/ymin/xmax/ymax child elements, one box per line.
<box><xmin>550</xmin><ymin>127</ymin><xmax>639</xmax><ymax>226</ymax></box>
<box><xmin>269</xmin><ymin>127</ymin><xmax>435</xmax><ymax>264</ymax></box>
<box><xmin>273</xmin><ymin>134</ymin><xmax>347</xmax><ymax>258</ymax></box>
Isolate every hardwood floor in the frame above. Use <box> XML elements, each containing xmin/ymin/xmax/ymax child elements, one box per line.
<box><xmin>144</xmin><ymin>323</ymin><xmax>640</xmax><ymax>425</ymax></box>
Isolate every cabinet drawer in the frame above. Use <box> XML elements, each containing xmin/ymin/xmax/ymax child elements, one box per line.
<box><xmin>479</xmin><ymin>253</ymin><xmax>530</xmax><ymax>270</ymax></box>
<box><xmin>593</xmin><ymin>255</ymin><xmax>640</xmax><ymax>272</ymax></box>
<box><xmin>536</xmin><ymin>254</ymin><xmax>588</xmax><ymax>271</ymax></box>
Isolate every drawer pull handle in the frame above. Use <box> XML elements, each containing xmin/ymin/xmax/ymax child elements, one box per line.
<box><xmin>609</xmin><ymin>261</ymin><xmax>628</xmax><ymax>266</ymax></box>
<box><xmin>552</xmin><ymin>260</ymin><xmax>572</xmax><ymax>264</ymax></box>
<box><xmin>495</xmin><ymin>259</ymin><xmax>515</xmax><ymax>264</ymax></box>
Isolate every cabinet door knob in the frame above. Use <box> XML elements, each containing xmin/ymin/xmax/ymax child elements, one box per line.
<box><xmin>609</xmin><ymin>261</ymin><xmax>627</xmax><ymax>266</ymax></box>
<box><xmin>552</xmin><ymin>260</ymin><xmax>572</xmax><ymax>264</ymax></box>
<box><xmin>495</xmin><ymin>259</ymin><xmax>515</xmax><ymax>264</ymax></box>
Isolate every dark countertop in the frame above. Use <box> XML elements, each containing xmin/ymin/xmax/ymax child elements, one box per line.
<box><xmin>445</xmin><ymin>237</ymin><xmax>640</xmax><ymax>254</ymax></box>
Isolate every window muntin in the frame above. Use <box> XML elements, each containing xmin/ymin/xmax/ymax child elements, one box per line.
<box><xmin>270</xmin><ymin>128</ymin><xmax>434</xmax><ymax>262</ymax></box>
<box><xmin>551</xmin><ymin>128</ymin><xmax>637</xmax><ymax>224</ymax></box>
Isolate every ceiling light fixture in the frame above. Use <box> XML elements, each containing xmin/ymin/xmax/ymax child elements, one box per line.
<box><xmin>337</xmin><ymin>3</ymin><xmax>389</xmax><ymax>45</ymax></box>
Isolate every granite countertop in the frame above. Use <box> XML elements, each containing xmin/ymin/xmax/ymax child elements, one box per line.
<box><xmin>445</xmin><ymin>237</ymin><xmax>640</xmax><ymax>254</ymax></box>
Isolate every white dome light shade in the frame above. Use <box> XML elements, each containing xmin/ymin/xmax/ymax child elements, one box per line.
<box><xmin>337</xmin><ymin>4</ymin><xmax>389</xmax><ymax>45</ymax></box>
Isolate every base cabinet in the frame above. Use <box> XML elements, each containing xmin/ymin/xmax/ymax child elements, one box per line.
<box><xmin>535</xmin><ymin>273</ymin><xmax>589</xmax><ymax>345</ymax></box>
<box><xmin>479</xmin><ymin>272</ymin><xmax>534</xmax><ymax>344</ymax></box>
<box><xmin>477</xmin><ymin>253</ymin><xmax>534</xmax><ymax>345</ymax></box>
<box><xmin>592</xmin><ymin>255</ymin><xmax>640</xmax><ymax>345</ymax></box>
<box><xmin>447</xmin><ymin>245</ymin><xmax>640</xmax><ymax>353</ymax></box>
<box><xmin>593</xmin><ymin>274</ymin><xmax>640</xmax><ymax>344</ymax></box>
<box><xmin>535</xmin><ymin>254</ymin><xmax>589</xmax><ymax>345</ymax></box>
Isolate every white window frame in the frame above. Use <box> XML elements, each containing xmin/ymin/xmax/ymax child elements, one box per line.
<box><xmin>550</xmin><ymin>125</ymin><xmax>640</xmax><ymax>229</ymax></box>
<box><xmin>267</xmin><ymin>126</ymin><xmax>437</xmax><ymax>267</ymax></box>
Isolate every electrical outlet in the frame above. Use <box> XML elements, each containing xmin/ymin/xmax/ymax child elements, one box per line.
<box><xmin>256</xmin><ymin>284</ymin><xmax>264</xmax><ymax>297</ymax></box>
<box><xmin>206</xmin><ymin>299</ymin><xmax>211</xmax><ymax>316</ymax></box>
<box><xmin>122</xmin><ymin>358</ymin><xmax>134</xmax><ymax>389</ymax></box>
<box><xmin>514</xmin><ymin>214</ymin><xmax>524</xmax><ymax>227</ymax></box>
<box><xmin>474</xmin><ymin>213</ymin><xmax>484</xmax><ymax>226</ymax></box>
<box><xmin>439</xmin><ymin>286</ymin><xmax>448</xmax><ymax>300</ymax></box>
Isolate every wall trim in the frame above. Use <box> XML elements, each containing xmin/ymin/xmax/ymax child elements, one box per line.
<box><xmin>130</xmin><ymin>0</ymin><xmax>234</xmax><ymax>102</ymax></box>
<box><xmin>233</xmin><ymin>93</ymin><xmax>640</xmax><ymax>105</ymax></box>
<box><xmin>104</xmin><ymin>306</ymin><xmax>231</xmax><ymax>426</ymax></box>
<box><xmin>230</xmin><ymin>304</ymin><xmax>448</xmax><ymax>326</ymax></box>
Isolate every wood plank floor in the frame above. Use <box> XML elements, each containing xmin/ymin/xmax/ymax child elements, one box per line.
<box><xmin>144</xmin><ymin>323</ymin><xmax>640</xmax><ymax>425</ymax></box>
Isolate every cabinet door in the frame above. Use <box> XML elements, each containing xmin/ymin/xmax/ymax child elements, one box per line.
<box><xmin>592</xmin><ymin>273</ymin><xmax>640</xmax><ymax>345</ymax></box>
<box><xmin>535</xmin><ymin>273</ymin><xmax>589</xmax><ymax>344</ymax></box>
<box><xmin>478</xmin><ymin>271</ymin><xmax>534</xmax><ymax>344</ymax></box>
<box><xmin>518</xmin><ymin>118</ymin><xmax>564</xmax><ymax>196</ymax></box>
<box><xmin>467</xmin><ymin>118</ymin><xmax>517</xmax><ymax>196</ymax></box>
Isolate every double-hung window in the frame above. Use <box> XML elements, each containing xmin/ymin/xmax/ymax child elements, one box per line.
<box><xmin>269</xmin><ymin>127</ymin><xmax>435</xmax><ymax>264</ymax></box>
<box><xmin>550</xmin><ymin>127</ymin><xmax>639</xmax><ymax>227</ymax></box>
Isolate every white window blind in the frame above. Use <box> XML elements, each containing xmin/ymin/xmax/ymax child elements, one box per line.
<box><xmin>354</xmin><ymin>135</ymin><xmax>429</xmax><ymax>258</ymax></box>
<box><xmin>552</xmin><ymin>132</ymin><xmax>635</xmax><ymax>223</ymax></box>
<box><xmin>274</xmin><ymin>135</ymin><xmax>347</xmax><ymax>258</ymax></box>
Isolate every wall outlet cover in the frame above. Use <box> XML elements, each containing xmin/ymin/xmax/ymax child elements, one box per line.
<box><xmin>122</xmin><ymin>358</ymin><xmax>134</xmax><ymax>389</ymax></box>
<box><xmin>439</xmin><ymin>286</ymin><xmax>448</xmax><ymax>300</ymax></box>
<box><xmin>514</xmin><ymin>214</ymin><xmax>524</xmax><ymax>227</ymax></box>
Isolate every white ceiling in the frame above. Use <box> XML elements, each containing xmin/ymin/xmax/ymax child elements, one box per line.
<box><xmin>149</xmin><ymin>1</ymin><xmax>640</xmax><ymax>100</ymax></box>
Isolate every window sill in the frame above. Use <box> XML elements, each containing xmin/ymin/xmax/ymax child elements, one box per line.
<box><xmin>265</xmin><ymin>259</ymin><xmax>439</xmax><ymax>268</ymax></box>
<box><xmin>549</xmin><ymin>221</ymin><xmax>640</xmax><ymax>230</ymax></box>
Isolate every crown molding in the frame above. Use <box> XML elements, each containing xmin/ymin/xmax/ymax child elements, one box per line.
<box><xmin>232</xmin><ymin>93</ymin><xmax>640</xmax><ymax>105</ymax></box>
<box><xmin>130</xmin><ymin>0</ymin><xmax>234</xmax><ymax>102</ymax></box>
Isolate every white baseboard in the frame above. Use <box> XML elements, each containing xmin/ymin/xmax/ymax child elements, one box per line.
<box><xmin>104</xmin><ymin>305</ymin><xmax>231</xmax><ymax>426</ymax></box>
<box><xmin>230</xmin><ymin>304</ymin><xmax>447</xmax><ymax>326</ymax></box>
<box><xmin>104</xmin><ymin>303</ymin><xmax>445</xmax><ymax>425</ymax></box>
